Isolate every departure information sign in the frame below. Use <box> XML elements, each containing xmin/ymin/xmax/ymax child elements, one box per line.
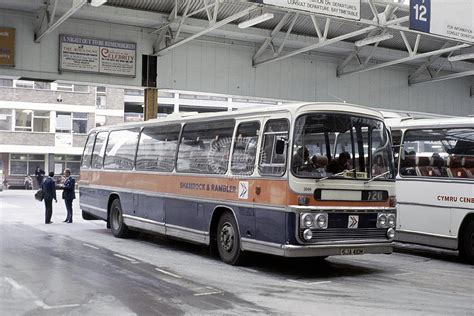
<box><xmin>259</xmin><ymin>0</ymin><xmax>361</xmax><ymax>21</ymax></box>
<box><xmin>409</xmin><ymin>0</ymin><xmax>474</xmax><ymax>43</ymax></box>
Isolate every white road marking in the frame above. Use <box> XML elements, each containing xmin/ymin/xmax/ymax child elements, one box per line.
<box><xmin>194</xmin><ymin>291</ymin><xmax>223</xmax><ymax>296</ymax></box>
<box><xmin>192</xmin><ymin>286</ymin><xmax>223</xmax><ymax>296</ymax></box>
<box><xmin>5</xmin><ymin>277</ymin><xmax>80</xmax><ymax>310</ymax></box>
<box><xmin>395</xmin><ymin>272</ymin><xmax>415</xmax><ymax>276</ymax></box>
<box><xmin>155</xmin><ymin>268</ymin><xmax>182</xmax><ymax>279</ymax></box>
<box><xmin>113</xmin><ymin>254</ymin><xmax>138</xmax><ymax>263</ymax></box>
<box><xmin>35</xmin><ymin>300</ymin><xmax>80</xmax><ymax>310</ymax></box>
<box><xmin>5</xmin><ymin>277</ymin><xmax>22</xmax><ymax>290</ymax></box>
<box><xmin>82</xmin><ymin>243</ymin><xmax>99</xmax><ymax>250</ymax></box>
<box><xmin>287</xmin><ymin>279</ymin><xmax>332</xmax><ymax>286</ymax></box>
<box><xmin>239</xmin><ymin>267</ymin><xmax>258</xmax><ymax>273</ymax></box>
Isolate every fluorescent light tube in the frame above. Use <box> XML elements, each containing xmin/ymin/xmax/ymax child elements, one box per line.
<box><xmin>354</xmin><ymin>33</ymin><xmax>394</xmax><ymax>47</ymax></box>
<box><xmin>238</xmin><ymin>13</ymin><xmax>274</xmax><ymax>29</ymax></box>
<box><xmin>448</xmin><ymin>53</ymin><xmax>474</xmax><ymax>62</ymax></box>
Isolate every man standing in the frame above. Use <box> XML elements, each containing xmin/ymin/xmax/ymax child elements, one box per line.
<box><xmin>42</xmin><ymin>171</ymin><xmax>57</xmax><ymax>224</ymax></box>
<box><xmin>62</xmin><ymin>169</ymin><xmax>76</xmax><ymax>223</ymax></box>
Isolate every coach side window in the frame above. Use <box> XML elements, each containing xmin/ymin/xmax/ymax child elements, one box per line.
<box><xmin>81</xmin><ymin>133</ymin><xmax>96</xmax><ymax>168</ymax></box>
<box><xmin>136</xmin><ymin>125</ymin><xmax>181</xmax><ymax>172</ymax></box>
<box><xmin>231</xmin><ymin>122</ymin><xmax>260</xmax><ymax>175</ymax></box>
<box><xmin>90</xmin><ymin>131</ymin><xmax>109</xmax><ymax>169</ymax></box>
<box><xmin>400</xmin><ymin>128</ymin><xmax>474</xmax><ymax>179</ymax></box>
<box><xmin>259</xmin><ymin>119</ymin><xmax>289</xmax><ymax>176</ymax></box>
<box><xmin>177</xmin><ymin>120</ymin><xmax>235</xmax><ymax>174</ymax></box>
<box><xmin>103</xmin><ymin>129</ymin><xmax>140</xmax><ymax>170</ymax></box>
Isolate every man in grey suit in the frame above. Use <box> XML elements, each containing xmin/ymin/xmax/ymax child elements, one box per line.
<box><xmin>42</xmin><ymin>171</ymin><xmax>57</xmax><ymax>224</ymax></box>
<box><xmin>61</xmin><ymin>169</ymin><xmax>76</xmax><ymax>223</ymax></box>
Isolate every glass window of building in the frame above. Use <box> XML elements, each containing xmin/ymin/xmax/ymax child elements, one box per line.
<box><xmin>0</xmin><ymin>109</ymin><xmax>13</xmax><ymax>131</ymax></box>
<box><xmin>10</xmin><ymin>153</ymin><xmax>45</xmax><ymax>176</ymax></box>
<box><xmin>34</xmin><ymin>82</ymin><xmax>51</xmax><ymax>90</ymax></box>
<box><xmin>56</xmin><ymin>112</ymin><xmax>71</xmax><ymax>133</ymax></box>
<box><xmin>73</xmin><ymin>84</ymin><xmax>89</xmax><ymax>93</ymax></box>
<box><xmin>33</xmin><ymin>111</ymin><xmax>50</xmax><ymax>132</ymax></box>
<box><xmin>14</xmin><ymin>80</ymin><xmax>34</xmax><ymax>89</ymax></box>
<box><xmin>15</xmin><ymin>110</ymin><xmax>33</xmax><ymax>131</ymax></box>
<box><xmin>57</xmin><ymin>83</ymin><xmax>73</xmax><ymax>92</ymax></box>
<box><xmin>55</xmin><ymin>155</ymin><xmax>81</xmax><ymax>175</ymax></box>
<box><xmin>96</xmin><ymin>86</ymin><xmax>107</xmax><ymax>109</ymax></box>
<box><xmin>72</xmin><ymin>113</ymin><xmax>88</xmax><ymax>134</ymax></box>
<box><xmin>0</xmin><ymin>79</ymin><xmax>13</xmax><ymax>87</ymax></box>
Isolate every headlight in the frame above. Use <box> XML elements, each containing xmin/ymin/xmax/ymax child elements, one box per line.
<box><xmin>302</xmin><ymin>213</ymin><xmax>313</xmax><ymax>228</ymax></box>
<box><xmin>387</xmin><ymin>228</ymin><xmax>395</xmax><ymax>239</ymax></box>
<box><xmin>387</xmin><ymin>214</ymin><xmax>396</xmax><ymax>227</ymax></box>
<box><xmin>378</xmin><ymin>214</ymin><xmax>387</xmax><ymax>227</ymax></box>
<box><xmin>315</xmin><ymin>213</ymin><xmax>328</xmax><ymax>229</ymax></box>
<box><xmin>303</xmin><ymin>229</ymin><xmax>313</xmax><ymax>241</ymax></box>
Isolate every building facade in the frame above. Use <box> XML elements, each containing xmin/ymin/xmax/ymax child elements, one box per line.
<box><xmin>0</xmin><ymin>79</ymin><xmax>123</xmax><ymax>188</ymax></box>
<box><xmin>0</xmin><ymin>79</ymin><xmax>291</xmax><ymax>188</ymax></box>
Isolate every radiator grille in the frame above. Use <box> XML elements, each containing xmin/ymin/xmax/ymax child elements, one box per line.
<box><xmin>299</xmin><ymin>227</ymin><xmax>388</xmax><ymax>242</ymax></box>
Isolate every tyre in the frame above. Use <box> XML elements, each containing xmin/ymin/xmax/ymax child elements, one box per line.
<box><xmin>460</xmin><ymin>221</ymin><xmax>474</xmax><ymax>264</ymax></box>
<box><xmin>109</xmin><ymin>199</ymin><xmax>129</xmax><ymax>238</ymax></box>
<box><xmin>216</xmin><ymin>212</ymin><xmax>243</xmax><ymax>265</ymax></box>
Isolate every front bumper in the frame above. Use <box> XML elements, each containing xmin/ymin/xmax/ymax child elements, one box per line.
<box><xmin>241</xmin><ymin>238</ymin><xmax>393</xmax><ymax>257</ymax></box>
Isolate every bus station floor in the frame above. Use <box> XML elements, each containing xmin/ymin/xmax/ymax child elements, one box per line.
<box><xmin>1</xmin><ymin>190</ymin><xmax>473</xmax><ymax>315</ymax></box>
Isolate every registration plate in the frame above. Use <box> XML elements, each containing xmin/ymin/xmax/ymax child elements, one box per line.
<box><xmin>341</xmin><ymin>248</ymin><xmax>365</xmax><ymax>255</ymax></box>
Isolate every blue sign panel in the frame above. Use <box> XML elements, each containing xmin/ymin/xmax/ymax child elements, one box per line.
<box><xmin>409</xmin><ymin>0</ymin><xmax>431</xmax><ymax>33</ymax></box>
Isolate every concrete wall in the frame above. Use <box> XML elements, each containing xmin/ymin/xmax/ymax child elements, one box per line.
<box><xmin>0</xmin><ymin>87</ymin><xmax>95</xmax><ymax>105</ymax></box>
<box><xmin>157</xmin><ymin>40</ymin><xmax>474</xmax><ymax>116</ymax></box>
<box><xmin>0</xmin><ymin>10</ymin><xmax>155</xmax><ymax>87</ymax></box>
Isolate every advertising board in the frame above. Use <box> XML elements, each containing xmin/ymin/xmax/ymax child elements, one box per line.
<box><xmin>0</xmin><ymin>28</ymin><xmax>15</xmax><ymax>67</ymax></box>
<box><xmin>59</xmin><ymin>35</ymin><xmax>136</xmax><ymax>76</ymax></box>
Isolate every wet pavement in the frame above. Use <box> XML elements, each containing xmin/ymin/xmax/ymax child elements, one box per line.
<box><xmin>1</xmin><ymin>190</ymin><xmax>473</xmax><ymax>315</ymax></box>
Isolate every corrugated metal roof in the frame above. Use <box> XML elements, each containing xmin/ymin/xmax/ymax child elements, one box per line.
<box><xmin>104</xmin><ymin>0</ymin><xmax>462</xmax><ymax>54</ymax></box>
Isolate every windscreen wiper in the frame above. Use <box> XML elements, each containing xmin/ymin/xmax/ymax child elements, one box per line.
<box><xmin>316</xmin><ymin>169</ymin><xmax>355</xmax><ymax>183</ymax></box>
<box><xmin>364</xmin><ymin>170</ymin><xmax>391</xmax><ymax>184</ymax></box>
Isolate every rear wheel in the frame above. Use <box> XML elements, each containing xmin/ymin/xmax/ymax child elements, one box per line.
<box><xmin>216</xmin><ymin>212</ymin><xmax>243</xmax><ymax>265</ymax></box>
<box><xmin>460</xmin><ymin>221</ymin><xmax>474</xmax><ymax>264</ymax></box>
<box><xmin>109</xmin><ymin>199</ymin><xmax>129</xmax><ymax>238</ymax></box>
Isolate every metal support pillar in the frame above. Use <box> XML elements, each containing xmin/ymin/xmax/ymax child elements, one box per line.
<box><xmin>144</xmin><ymin>88</ymin><xmax>158</xmax><ymax>121</ymax></box>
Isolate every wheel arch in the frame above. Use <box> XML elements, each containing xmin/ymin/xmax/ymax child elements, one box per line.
<box><xmin>107</xmin><ymin>192</ymin><xmax>121</xmax><ymax>223</ymax></box>
<box><xmin>458</xmin><ymin>212</ymin><xmax>474</xmax><ymax>250</ymax></box>
<box><xmin>209</xmin><ymin>205</ymin><xmax>242</xmax><ymax>248</ymax></box>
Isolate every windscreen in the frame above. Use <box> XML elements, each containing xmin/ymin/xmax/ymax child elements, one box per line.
<box><xmin>292</xmin><ymin>113</ymin><xmax>393</xmax><ymax>180</ymax></box>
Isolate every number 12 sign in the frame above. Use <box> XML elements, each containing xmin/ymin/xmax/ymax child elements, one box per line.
<box><xmin>409</xmin><ymin>0</ymin><xmax>474</xmax><ymax>43</ymax></box>
<box><xmin>410</xmin><ymin>0</ymin><xmax>431</xmax><ymax>33</ymax></box>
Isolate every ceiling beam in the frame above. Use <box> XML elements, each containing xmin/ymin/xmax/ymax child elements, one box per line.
<box><xmin>35</xmin><ymin>0</ymin><xmax>88</xmax><ymax>43</ymax></box>
<box><xmin>409</xmin><ymin>70</ymin><xmax>474</xmax><ymax>85</ymax></box>
<box><xmin>338</xmin><ymin>44</ymin><xmax>470</xmax><ymax>77</ymax></box>
<box><xmin>254</xmin><ymin>26</ymin><xmax>376</xmax><ymax>67</ymax></box>
<box><xmin>155</xmin><ymin>5</ymin><xmax>257</xmax><ymax>56</ymax></box>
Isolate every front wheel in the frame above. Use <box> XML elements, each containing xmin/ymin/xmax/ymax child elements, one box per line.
<box><xmin>216</xmin><ymin>212</ymin><xmax>243</xmax><ymax>265</ymax></box>
<box><xmin>109</xmin><ymin>199</ymin><xmax>129</xmax><ymax>238</ymax></box>
<box><xmin>460</xmin><ymin>221</ymin><xmax>474</xmax><ymax>264</ymax></box>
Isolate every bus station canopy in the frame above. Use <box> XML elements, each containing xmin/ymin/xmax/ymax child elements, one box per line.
<box><xmin>1</xmin><ymin>0</ymin><xmax>473</xmax><ymax>85</ymax></box>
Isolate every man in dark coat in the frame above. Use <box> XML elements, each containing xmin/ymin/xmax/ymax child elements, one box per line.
<box><xmin>62</xmin><ymin>169</ymin><xmax>76</xmax><ymax>223</ymax></box>
<box><xmin>42</xmin><ymin>171</ymin><xmax>57</xmax><ymax>224</ymax></box>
